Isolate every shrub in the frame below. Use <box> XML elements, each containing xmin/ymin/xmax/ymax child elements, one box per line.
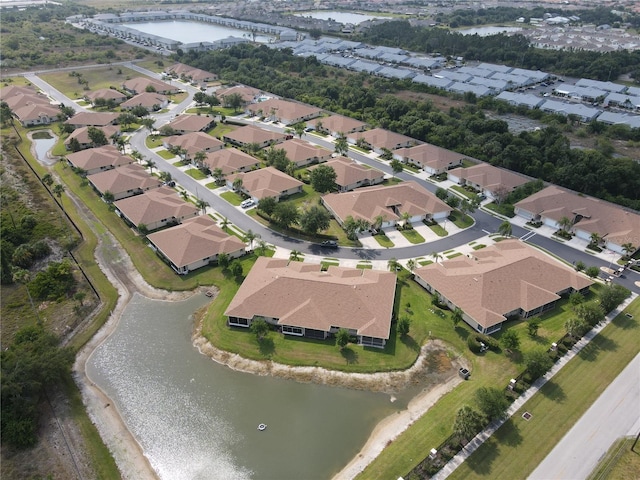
<box><xmin>467</xmin><ymin>335</ymin><xmax>481</xmax><ymax>353</ymax></box>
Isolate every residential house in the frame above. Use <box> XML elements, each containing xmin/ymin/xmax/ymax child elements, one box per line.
<box><xmin>394</xmin><ymin>143</ymin><xmax>467</xmax><ymax>175</ymax></box>
<box><xmin>225</xmin><ymin>257</ymin><xmax>397</xmax><ymax>348</ymax></box>
<box><xmin>222</xmin><ymin>125</ymin><xmax>287</xmax><ymax>149</ymax></box>
<box><xmin>246</xmin><ymin>98</ymin><xmax>322</xmax><ymax>125</ymax></box>
<box><xmin>165</xmin><ymin>114</ymin><xmax>215</xmax><ymax>134</ymax></box>
<box><xmin>147</xmin><ymin>215</ymin><xmax>246</xmax><ymax>275</ymax></box>
<box><xmin>85</xmin><ymin>88</ymin><xmax>128</xmax><ymax>106</ymax></box>
<box><xmin>114</xmin><ymin>186</ymin><xmax>199</xmax><ymax>231</ymax></box>
<box><xmin>122</xmin><ymin>76</ymin><xmax>179</xmax><ymax>95</ymax></box>
<box><xmin>322</xmin><ymin>181</ymin><xmax>452</xmax><ymax>228</ymax></box>
<box><xmin>13</xmin><ymin>103</ymin><xmax>61</xmax><ymax>127</ymax></box>
<box><xmin>217</xmin><ymin>85</ymin><xmax>264</xmax><ymax>107</ymax></box>
<box><xmin>311</xmin><ymin>156</ymin><xmax>384</xmax><ymax>192</ymax></box>
<box><xmin>64</xmin><ymin>125</ymin><xmax>120</xmax><ymax>151</ymax></box>
<box><xmin>306</xmin><ymin>114</ymin><xmax>367</xmax><ymax>137</ymax></box>
<box><xmin>165</xmin><ymin>63</ymin><xmax>217</xmax><ymax>87</ymax></box>
<box><xmin>120</xmin><ymin>92</ymin><xmax>169</xmax><ymax>112</ymax></box>
<box><xmin>447</xmin><ymin>163</ymin><xmax>529</xmax><ymax>201</ymax></box>
<box><xmin>414</xmin><ymin>240</ymin><xmax>593</xmax><ymax>334</ymax></box>
<box><xmin>4</xmin><ymin>92</ymin><xmax>51</xmax><ymax>111</ymax></box>
<box><xmin>514</xmin><ymin>185</ymin><xmax>640</xmax><ymax>255</ymax></box>
<box><xmin>88</xmin><ymin>163</ymin><xmax>162</xmax><ymax>201</ymax></box>
<box><xmin>226</xmin><ymin>166</ymin><xmax>303</xmax><ymax>201</ymax></box>
<box><xmin>163</xmin><ymin>132</ymin><xmax>224</xmax><ymax>159</ymax></box>
<box><xmin>66</xmin><ymin>145</ymin><xmax>133</xmax><ymax>175</ymax></box>
<box><xmin>65</xmin><ymin>112</ymin><xmax>119</xmax><ymax>128</ymax></box>
<box><xmin>348</xmin><ymin>128</ymin><xmax>416</xmax><ymax>154</ymax></box>
<box><xmin>278</xmin><ymin>139</ymin><xmax>332</xmax><ymax>167</ymax></box>
<box><xmin>202</xmin><ymin>148</ymin><xmax>260</xmax><ymax>175</ymax></box>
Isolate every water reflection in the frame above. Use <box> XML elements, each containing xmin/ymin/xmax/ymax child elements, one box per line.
<box><xmin>87</xmin><ymin>293</ymin><xmax>404</xmax><ymax>479</ymax></box>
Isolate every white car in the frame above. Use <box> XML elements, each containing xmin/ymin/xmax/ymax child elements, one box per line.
<box><xmin>240</xmin><ymin>199</ymin><xmax>255</xmax><ymax>209</ymax></box>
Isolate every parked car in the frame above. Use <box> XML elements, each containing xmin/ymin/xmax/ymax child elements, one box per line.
<box><xmin>240</xmin><ymin>199</ymin><xmax>255</xmax><ymax>209</ymax></box>
<box><xmin>320</xmin><ymin>240</ymin><xmax>338</xmax><ymax>248</ymax></box>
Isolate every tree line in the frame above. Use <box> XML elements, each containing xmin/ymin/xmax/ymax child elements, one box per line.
<box><xmin>184</xmin><ymin>45</ymin><xmax>640</xmax><ymax>210</ymax></box>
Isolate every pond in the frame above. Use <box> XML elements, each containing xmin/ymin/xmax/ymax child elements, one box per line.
<box><xmin>127</xmin><ymin>21</ymin><xmax>274</xmax><ymax>44</ymax></box>
<box><xmin>87</xmin><ymin>293</ymin><xmax>416</xmax><ymax>479</ymax></box>
<box><xmin>30</xmin><ymin>130</ymin><xmax>57</xmax><ymax>166</ymax></box>
<box><xmin>294</xmin><ymin>11</ymin><xmax>386</xmax><ymax>25</ymax></box>
<box><xmin>459</xmin><ymin>26</ymin><xmax>522</xmax><ymax>36</ymax></box>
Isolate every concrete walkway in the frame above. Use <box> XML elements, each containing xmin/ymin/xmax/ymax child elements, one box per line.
<box><xmin>433</xmin><ymin>293</ymin><xmax>638</xmax><ymax>479</ymax></box>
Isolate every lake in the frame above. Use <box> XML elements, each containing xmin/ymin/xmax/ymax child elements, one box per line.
<box><xmin>31</xmin><ymin>131</ymin><xmax>57</xmax><ymax>166</ymax></box>
<box><xmin>87</xmin><ymin>293</ymin><xmax>413</xmax><ymax>479</ymax></box>
<box><xmin>459</xmin><ymin>26</ymin><xmax>522</xmax><ymax>36</ymax></box>
<box><xmin>126</xmin><ymin>21</ymin><xmax>274</xmax><ymax>44</ymax></box>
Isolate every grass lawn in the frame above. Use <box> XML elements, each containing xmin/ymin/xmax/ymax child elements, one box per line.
<box><xmin>451</xmin><ymin>185</ymin><xmax>478</xmax><ymax>199</ymax></box>
<box><xmin>206</xmin><ymin>181</ymin><xmax>219</xmax><ymax>189</ymax></box>
<box><xmin>357</xmin><ymin>263</ymin><xmax>374</xmax><ymax>270</ymax></box>
<box><xmin>588</xmin><ymin>437</ymin><xmax>640</xmax><ymax>480</ymax></box>
<box><xmin>484</xmin><ymin>202</ymin><xmax>515</xmax><ymax>218</ymax></box>
<box><xmin>321</xmin><ymin>261</ymin><xmax>340</xmax><ymax>269</ymax></box>
<box><xmin>400</xmin><ymin>228</ymin><xmax>425</xmax><ymax>244</ymax></box>
<box><xmin>208</xmin><ymin>122</ymin><xmax>238</xmax><ymax>138</ymax></box>
<box><xmin>418</xmin><ymin>260</ymin><xmax>434</xmax><ymax>266</ymax></box>
<box><xmin>220</xmin><ymin>191</ymin><xmax>244</xmax><ymax>206</ymax></box>
<box><xmin>201</xmin><ymin>271</ymin><xmax>466</xmax><ymax>373</ymax></box>
<box><xmin>449</xmin><ymin>298</ymin><xmax>640</xmax><ymax>480</ymax></box>
<box><xmin>40</xmin><ymin>66</ymin><xmax>141</xmax><ymax>99</ymax></box>
<box><xmin>145</xmin><ymin>136</ymin><xmax>164</xmax><ymax>148</ymax></box>
<box><xmin>446</xmin><ymin>252</ymin><xmax>463</xmax><ymax>259</ymax></box>
<box><xmin>429</xmin><ymin>223</ymin><xmax>448</xmax><ymax>237</ymax></box>
<box><xmin>373</xmin><ymin>233</ymin><xmax>394</xmax><ymax>248</ymax></box>
<box><xmin>184</xmin><ymin>168</ymin><xmax>208</xmax><ymax>180</ymax></box>
<box><xmin>449</xmin><ymin>211</ymin><xmax>474</xmax><ymax>228</ymax></box>
<box><xmin>472</xmin><ymin>244</ymin><xmax>486</xmax><ymax>250</ymax></box>
<box><xmin>156</xmin><ymin>149</ymin><xmax>175</xmax><ymax>160</ymax></box>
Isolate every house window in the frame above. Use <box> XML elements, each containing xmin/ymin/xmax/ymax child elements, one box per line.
<box><xmin>229</xmin><ymin>317</ymin><xmax>249</xmax><ymax>327</ymax></box>
<box><xmin>282</xmin><ymin>325</ymin><xmax>303</xmax><ymax>336</ymax></box>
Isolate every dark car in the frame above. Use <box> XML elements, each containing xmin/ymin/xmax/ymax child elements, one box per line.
<box><xmin>320</xmin><ymin>240</ymin><xmax>338</xmax><ymax>248</ymax></box>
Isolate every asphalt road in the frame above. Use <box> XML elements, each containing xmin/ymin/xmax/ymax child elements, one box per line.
<box><xmin>529</xmin><ymin>353</ymin><xmax>640</xmax><ymax>480</ymax></box>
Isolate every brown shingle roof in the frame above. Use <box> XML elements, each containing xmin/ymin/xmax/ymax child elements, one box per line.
<box><xmin>164</xmin><ymin>132</ymin><xmax>223</xmax><ymax>155</ymax></box>
<box><xmin>65</xmin><ymin>125</ymin><xmax>120</xmax><ymax>147</ymax></box>
<box><xmin>308</xmin><ymin>114</ymin><xmax>367</xmax><ymax>133</ymax></box>
<box><xmin>278</xmin><ymin>138</ymin><xmax>332</xmax><ymax>165</ymax></box>
<box><xmin>225</xmin><ymin>257</ymin><xmax>397</xmax><ymax>339</ymax></box>
<box><xmin>4</xmin><ymin>92</ymin><xmax>50</xmax><ymax>110</ymax></box>
<box><xmin>147</xmin><ymin>215</ymin><xmax>245</xmax><ymax>268</ymax></box>
<box><xmin>414</xmin><ymin>240</ymin><xmax>594</xmax><ymax>330</ymax></box>
<box><xmin>246</xmin><ymin>98</ymin><xmax>322</xmax><ymax>123</ymax></box>
<box><xmin>395</xmin><ymin>143</ymin><xmax>468</xmax><ymax>171</ymax></box>
<box><xmin>86</xmin><ymin>89</ymin><xmax>127</xmax><ymax>102</ymax></box>
<box><xmin>322</xmin><ymin>181</ymin><xmax>452</xmax><ymax>224</ymax></box>
<box><xmin>65</xmin><ymin>112</ymin><xmax>118</xmax><ymax>127</ymax></box>
<box><xmin>223</xmin><ymin>124</ymin><xmax>287</xmax><ymax>146</ymax></box>
<box><xmin>166</xmin><ymin>114</ymin><xmax>214</xmax><ymax>133</ymax></box>
<box><xmin>217</xmin><ymin>85</ymin><xmax>262</xmax><ymax>104</ymax></box>
<box><xmin>88</xmin><ymin>163</ymin><xmax>161</xmax><ymax>196</ymax></box>
<box><xmin>227</xmin><ymin>166</ymin><xmax>303</xmax><ymax>199</ymax></box>
<box><xmin>202</xmin><ymin>148</ymin><xmax>259</xmax><ymax>175</ymax></box>
<box><xmin>312</xmin><ymin>156</ymin><xmax>384</xmax><ymax>189</ymax></box>
<box><xmin>12</xmin><ymin>103</ymin><xmax>60</xmax><ymax>123</ymax></box>
<box><xmin>113</xmin><ymin>186</ymin><xmax>198</xmax><ymax>227</ymax></box>
<box><xmin>66</xmin><ymin>145</ymin><xmax>131</xmax><ymax>171</ymax></box>
<box><xmin>121</xmin><ymin>92</ymin><xmax>167</xmax><ymax>109</ymax></box>
<box><xmin>122</xmin><ymin>76</ymin><xmax>176</xmax><ymax>94</ymax></box>
<box><xmin>352</xmin><ymin>128</ymin><xmax>415</xmax><ymax>150</ymax></box>
<box><xmin>515</xmin><ymin>185</ymin><xmax>640</xmax><ymax>247</ymax></box>
<box><xmin>448</xmin><ymin>163</ymin><xmax>528</xmax><ymax>192</ymax></box>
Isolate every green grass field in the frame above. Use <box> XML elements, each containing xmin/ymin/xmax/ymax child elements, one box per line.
<box><xmin>401</xmin><ymin>228</ymin><xmax>425</xmax><ymax>244</ymax></box>
<box><xmin>40</xmin><ymin>66</ymin><xmax>142</xmax><ymax>99</ymax></box>
<box><xmin>220</xmin><ymin>190</ymin><xmax>243</xmax><ymax>206</ymax></box>
<box><xmin>155</xmin><ymin>149</ymin><xmax>175</xmax><ymax>160</ymax></box>
<box><xmin>373</xmin><ymin>233</ymin><xmax>394</xmax><ymax>248</ymax></box>
<box><xmin>448</xmin><ymin>298</ymin><xmax>640</xmax><ymax>480</ymax></box>
<box><xmin>588</xmin><ymin>437</ymin><xmax>640</xmax><ymax>480</ymax></box>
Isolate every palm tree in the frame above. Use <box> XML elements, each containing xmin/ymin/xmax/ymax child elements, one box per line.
<box><xmin>102</xmin><ymin>191</ymin><xmax>115</xmax><ymax>204</ymax></box>
<box><xmin>159</xmin><ymin>171</ymin><xmax>172</xmax><ymax>183</ymax></box>
<box><xmin>451</xmin><ymin>307</ymin><xmax>463</xmax><ymax>328</ymax></box>
<box><xmin>290</xmin><ymin>250</ymin><xmax>302</xmax><ymax>261</ymax></box>
<box><xmin>256</xmin><ymin>239</ymin><xmax>268</xmax><ymax>256</ymax></box>
<box><xmin>589</xmin><ymin>232</ymin><xmax>602</xmax><ymax>248</ymax></box>
<box><xmin>194</xmin><ymin>150</ymin><xmax>207</xmax><ymax>168</ymax></box>
<box><xmin>212</xmin><ymin>168</ymin><xmax>225</xmax><ymax>185</ymax></box>
<box><xmin>400</xmin><ymin>211</ymin><xmax>411</xmax><ymax>230</ymax></box>
<box><xmin>498</xmin><ymin>220</ymin><xmax>512</xmax><ymax>237</ymax></box>
<box><xmin>42</xmin><ymin>173</ymin><xmax>54</xmax><ymax>188</ymax></box>
<box><xmin>243</xmin><ymin>229</ymin><xmax>259</xmax><ymax>251</ymax></box>
<box><xmin>179</xmin><ymin>190</ymin><xmax>189</xmax><ymax>202</ymax></box>
<box><xmin>232</xmin><ymin>177</ymin><xmax>243</xmax><ymax>192</ymax></box>
<box><xmin>195</xmin><ymin>198</ymin><xmax>209</xmax><ymax>214</ymax></box>
<box><xmin>431</xmin><ymin>251</ymin><xmax>442</xmax><ymax>264</ymax></box>
<box><xmin>334</xmin><ymin>132</ymin><xmax>349</xmax><ymax>156</ymax></box>
<box><xmin>220</xmin><ymin>216</ymin><xmax>230</xmax><ymax>232</ymax></box>
<box><xmin>558</xmin><ymin>216</ymin><xmax>573</xmax><ymax>233</ymax></box>
<box><xmin>406</xmin><ymin>258</ymin><xmax>416</xmax><ymax>272</ymax></box>
<box><xmin>12</xmin><ymin>268</ymin><xmax>40</xmax><ymax>324</ymax></box>
<box><xmin>145</xmin><ymin>158</ymin><xmax>157</xmax><ymax>174</ymax></box>
<box><xmin>387</xmin><ymin>257</ymin><xmax>399</xmax><ymax>272</ymax></box>
<box><xmin>621</xmin><ymin>243</ymin><xmax>636</xmax><ymax>259</ymax></box>
<box><xmin>130</xmin><ymin>150</ymin><xmax>143</xmax><ymax>163</ymax></box>
<box><xmin>372</xmin><ymin>214</ymin><xmax>386</xmax><ymax>232</ymax></box>
<box><xmin>52</xmin><ymin>184</ymin><xmax>65</xmax><ymax>210</ymax></box>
